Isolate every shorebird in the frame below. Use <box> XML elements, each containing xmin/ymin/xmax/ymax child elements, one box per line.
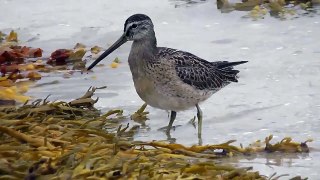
<box><xmin>87</xmin><ymin>14</ymin><xmax>247</xmax><ymax>137</ymax></box>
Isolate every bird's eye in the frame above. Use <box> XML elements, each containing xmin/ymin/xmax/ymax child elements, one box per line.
<box><xmin>131</xmin><ymin>24</ymin><xmax>137</xmax><ymax>28</ymax></box>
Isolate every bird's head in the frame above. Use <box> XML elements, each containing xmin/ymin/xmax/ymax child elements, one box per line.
<box><xmin>124</xmin><ymin>14</ymin><xmax>154</xmax><ymax>41</ymax></box>
<box><xmin>87</xmin><ymin>14</ymin><xmax>153</xmax><ymax>70</ymax></box>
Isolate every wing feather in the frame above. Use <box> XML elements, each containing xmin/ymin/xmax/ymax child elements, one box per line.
<box><xmin>158</xmin><ymin>47</ymin><xmax>246</xmax><ymax>91</ymax></box>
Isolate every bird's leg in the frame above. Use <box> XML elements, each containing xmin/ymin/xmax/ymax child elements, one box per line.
<box><xmin>196</xmin><ymin>104</ymin><xmax>203</xmax><ymax>141</ymax></box>
<box><xmin>166</xmin><ymin>111</ymin><xmax>177</xmax><ymax>133</ymax></box>
<box><xmin>158</xmin><ymin>111</ymin><xmax>180</xmax><ymax>132</ymax></box>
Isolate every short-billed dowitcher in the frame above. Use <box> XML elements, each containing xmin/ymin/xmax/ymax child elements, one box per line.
<box><xmin>87</xmin><ymin>14</ymin><xmax>247</xmax><ymax>137</ymax></box>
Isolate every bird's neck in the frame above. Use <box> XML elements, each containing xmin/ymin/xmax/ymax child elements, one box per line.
<box><xmin>130</xmin><ymin>31</ymin><xmax>158</xmax><ymax>58</ymax></box>
<box><xmin>128</xmin><ymin>31</ymin><xmax>158</xmax><ymax>77</ymax></box>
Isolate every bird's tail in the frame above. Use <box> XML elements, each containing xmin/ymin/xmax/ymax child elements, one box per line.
<box><xmin>215</xmin><ymin>61</ymin><xmax>248</xmax><ymax>69</ymax></box>
<box><xmin>213</xmin><ymin>61</ymin><xmax>248</xmax><ymax>83</ymax></box>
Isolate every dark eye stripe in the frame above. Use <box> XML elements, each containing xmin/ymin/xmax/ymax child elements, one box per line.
<box><xmin>131</xmin><ymin>24</ymin><xmax>137</xmax><ymax>28</ymax></box>
<box><xmin>126</xmin><ymin>30</ymin><xmax>131</xmax><ymax>37</ymax></box>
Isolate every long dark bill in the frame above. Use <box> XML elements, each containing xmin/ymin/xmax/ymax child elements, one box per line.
<box><xmin>87</xmin><ymin>34</ymin><xmax>127</xmax><ymax>70</ymax></box>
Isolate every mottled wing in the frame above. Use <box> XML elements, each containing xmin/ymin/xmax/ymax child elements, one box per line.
<box><xmin>158</xmin><ymin>48</ymin><xmax>241</xmax><ymax>91</ymax></box>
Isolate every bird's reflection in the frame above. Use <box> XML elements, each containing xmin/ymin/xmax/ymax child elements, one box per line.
<box><xmin>163</xmin><ymin>124</ymin><xmax>203</xmax><ymax>145</ymax></box>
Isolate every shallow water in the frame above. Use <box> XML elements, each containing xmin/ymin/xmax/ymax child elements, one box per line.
<box><xmin>1</xmin><ymin>0</ymin><xmax>320</xmax><ymax>178</ymax></box>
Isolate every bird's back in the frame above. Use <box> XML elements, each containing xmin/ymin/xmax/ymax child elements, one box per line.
<box><xmin>157</xmin><ymin>47</ymin><xmax>247</xmax><ymax>92</ymax></box>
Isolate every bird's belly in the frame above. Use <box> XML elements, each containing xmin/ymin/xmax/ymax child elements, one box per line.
<box><xmin>133</xmin><ymin>78</ymin><xmax>213</xmax><ymax>111</ymax></box>
<box><xmin>149</xmin><ymin>96</ymin><xmax>201</xmax><ymax>111</ymax></box>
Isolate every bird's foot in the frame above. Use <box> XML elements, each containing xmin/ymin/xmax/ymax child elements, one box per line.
<box><xmin>158</xmin><ymin>125</ymin><xmax>182</xmax><ymax>132</ymax></box>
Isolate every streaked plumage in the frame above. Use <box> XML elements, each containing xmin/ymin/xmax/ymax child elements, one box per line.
<box><xmin>87</xmin><ymin>14</ymin><xmax>247</xmax><ymax>138</ymax></box>
<box><xmin>159</xmin><ymin>48</ymin><xmax>245</xmax><ymax>91</ymax></box>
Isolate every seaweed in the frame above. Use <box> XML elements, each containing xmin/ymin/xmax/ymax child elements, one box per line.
<box><xmin>216</xmin><ymin>0</ymin><xmax>319</xmax><ymax>20</ymax></box>
<box><xmin>0</xmin><ymin>87</ymin><xmax>311</xmax><ymax>179</ymax></box>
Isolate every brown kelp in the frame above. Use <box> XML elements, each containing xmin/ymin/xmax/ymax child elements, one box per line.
<box><xmin>0</xmin><ymin>87</ymin><xmax>310</xmax><ymax>179</ymax></box>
